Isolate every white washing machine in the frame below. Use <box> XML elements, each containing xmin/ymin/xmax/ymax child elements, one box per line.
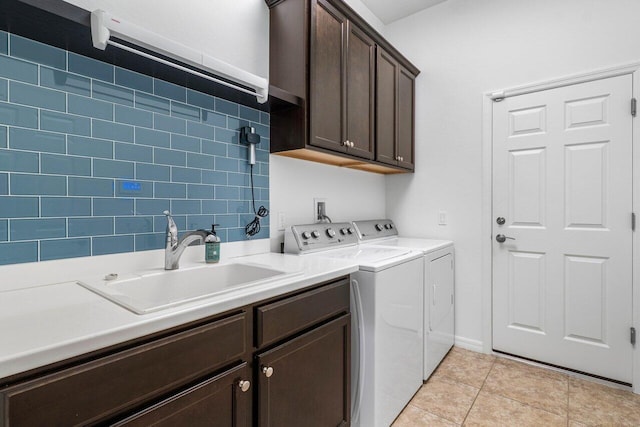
<box><xmin>285</xmin><ymin>223</ymin><xmax>424</xmax><ymax>427</ymax></box>
<box><xmin>353</xmin><ymin>219</ymin><xmax>455</xmax><ymax>381</ymax></box>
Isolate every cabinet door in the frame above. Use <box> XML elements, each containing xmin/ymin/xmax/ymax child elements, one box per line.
<box><xmin>310</xmin><ymin>0</ymin><xmax>347</xmax><ymax>152</ymax></box>
<box><xmin>1</xmin><ymin>313</ymin><xmax>247</xmax><ymax>426</ymax></box>
<box><xmin>257</xmin><ymin>315</ymin><xmax>350</xmax><ymax>427</ymax></box>
<box><xmin>113</xmin><ymin>363</ymin><xmax>251</xmax><ymax>427</ymax></box>
<box><xmin>375</xmin><ymin>47</ymin><xmax>399</xmax><ymax>165</ymax></box>
<box><xmin>397</xmin><ymin>65</ymin><xmax>416</xmax><ymax>169</ymax></box>
<box><xmin>346</xmin><ymin>22</ymin><xmax>375</xmax><ymax>160</ymax></box>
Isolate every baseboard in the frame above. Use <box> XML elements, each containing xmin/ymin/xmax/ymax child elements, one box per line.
<box><xmin>454</xmin><ymin>336</ymin><xmax>484</xmax><ymax>353</ymax></box>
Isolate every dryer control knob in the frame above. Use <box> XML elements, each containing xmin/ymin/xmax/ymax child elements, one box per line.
<box><xmin>375</xmin><ymin>223</ymin><xmax>384</xmax><ymax>231</ymax></box>
<box><xmin>340</xmin><ymin>228</ymin><xmax>348</xmax><ymax>235</ymax></box>
<box><xmin>301</xmin><ymin>231</ymin><xmax>311</xmax><ymax>239</ymax></box>
<box><xmin>347</xmin><ymin>227</ymin><xmax>355</xmax><ymax>234</ymax></box>
<box><xmin>384</xmin><ymin>224</ymin><xmax>391</xmax><ymax>229</ymax></box>
<box><xmin>311</xmin><ymin>230</ymin><xmax>320</xmax><ymax>239</ymax></box>
<box><xmin>326</xmin><ymin>228</ymin><xmax>336</xmax><ymax>238</ymax></box>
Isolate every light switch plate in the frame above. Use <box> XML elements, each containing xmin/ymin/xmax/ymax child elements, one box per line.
<box><xmin>438</xmin><ymin>210</ymin><xmax>447</xmax><ymax>225</ymax></box>
<box><xmin>277</xmin><ymin>212</ymin><xmax>286</xmax><ymax>231</ymax></box>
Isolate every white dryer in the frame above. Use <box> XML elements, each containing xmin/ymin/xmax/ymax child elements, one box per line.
<box><xmin>285</xmin><ymin>223</ymin><xmax>424</xmax><ymax>427</ymax></box>
<box><xmin>353</xmin><ymin>219</ymin><xmax>455</xmax><ymax>381</ymax></box>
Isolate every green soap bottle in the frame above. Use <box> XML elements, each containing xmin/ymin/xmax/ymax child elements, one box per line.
<box><xmin>205</xmin><ymin>224</ymin><xmax>221</xmax><ymax>263</ymax></box>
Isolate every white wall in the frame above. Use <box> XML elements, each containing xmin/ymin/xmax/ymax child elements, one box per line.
<box><xmin>343</xmin><ymin>0</ymin><xmax>386</xmax><ymax>35</ymax></box>
<box><xmin>268</xmin><ymin>155</ymin><xmax>386</xmax><ymax>252</ymax></box>
<box><xmin>384</xmin><ymin>0</ymin><xmax>640</xmax><ymax>347</ymax></box>
<box><xmin>63</xmin><ymin>0</ymin><xmax>270</xmax><ymax>78</ymax></box>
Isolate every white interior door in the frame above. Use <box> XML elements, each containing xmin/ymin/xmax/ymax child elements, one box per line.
<box><xmin>492</xmin><ymin>75</ymin><xmax>634</xmax><ymax>384</ymax></box>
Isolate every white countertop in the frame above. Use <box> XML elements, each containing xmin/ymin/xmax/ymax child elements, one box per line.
<box><xmin>0</xmin><ymin>252</ymin><xmax>358</xmax><ymax>380</ymax></box>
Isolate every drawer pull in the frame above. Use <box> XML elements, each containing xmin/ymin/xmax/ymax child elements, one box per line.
<box><xmin>262</xmin><ymin>366</ymin><xmax>274</xmax><ymax>378</ymax></box>
<box><xmin>238</xmin><ymin>380</ymin><xmax>251</xmax><ymax>392</ymax></box>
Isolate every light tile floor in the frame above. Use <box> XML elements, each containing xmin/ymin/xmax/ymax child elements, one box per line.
<box><xmin>392</xmin><ymin>347</ymin><xmax>640</xmax><ymax>426</ymax></box>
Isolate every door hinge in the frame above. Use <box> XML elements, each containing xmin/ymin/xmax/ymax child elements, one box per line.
<box><xmin>631</xmin><ymin>327</ymin><xmax>636</xmax><ymax>346</ymax></box>
<box><xmin>632</xmin><ymin>98</ymin><xmax>637</xmax><ymax>117</ymax></box>
<box><xmin>633</xmin><ymin>212</ymin><xmax>636</xmax><ymax>231</ymax></box>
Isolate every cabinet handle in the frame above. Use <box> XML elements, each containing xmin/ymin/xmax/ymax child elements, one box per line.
<box><xmin>350</xmin><ymin>141</ymin><xmax>355</xmax><ymax>148</ymax></box>
<box><xmin>262</xmin><ymin>365</ymin><xmax>274</xmax><ymax>378</ymax></box>
<box><xmin>400</xmin><ymin>156</ymin><xmax>404</xmax><ymax>162</ymax></box>
<box><xmin>238</xmin><ymin>380</ymin><xmax>251</xmax><ymax>392</ymax></box>
<box><xmin>342</xmin><ymin>140</ymin><xmax>349</xmax><ymax>147</ymax></box>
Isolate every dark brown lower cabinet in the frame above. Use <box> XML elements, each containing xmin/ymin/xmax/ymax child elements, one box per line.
<box><xmin>257</xmin><ymin>315</ymin><xmax>350</xmax><ymax>427</ymax></box>
<box><xmin>114</xmin><ymin>363</ymin><xmax>251</xmax><ymax>427</ymax></box>
<box><xmin>0</xmin><ymin>276</ymin><xmax>350</xmax><ymax>427</ymax></box>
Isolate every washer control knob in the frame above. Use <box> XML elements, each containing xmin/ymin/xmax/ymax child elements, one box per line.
<box><xmin>375</xmin><ymin>223</ymin><xmax>384</xmax><ymax>231</ymax></box>
<box><xmin>347</xmin><ymin>227</ymin><xmax>355</xmax><ymax>235</ymax></box>
<box><xmin>389</xmin><ymin>223</ymin><xmax>394</xmax><ymax>229</ymax></box>
<box><xmin>326</xmin><ymin>228</ymin><xmax>336</xmax><ymax>238</ymax></box>
<box><xmin>311</xmin><ymin>230</ymin><xmax>320</xmax><ymax>239</ymax></box>
<box><xmin>384</xmin><ymin>224</ymin><xmax>391</xmax><ymax>229</ymax></box>
<box><xmin>340</xmin><ymin>228</ymin><xmax>348</xmax><ymax>235</ymax></box>
<box><xmin>301</xmin><ymin>231</ymin><xmax>311</xmax><ymax>239</ymax></box>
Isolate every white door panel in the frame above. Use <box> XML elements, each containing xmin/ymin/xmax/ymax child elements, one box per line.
<box><xmin>492</xmin><ymin>75</ymin><xmax>633</xmax><ymax>383</ymax></box>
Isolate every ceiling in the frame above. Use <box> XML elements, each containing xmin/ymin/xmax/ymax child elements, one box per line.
<box><xmin>360</xmin><ymin>0</ymin><xmax>446</xmax><ymax>24</ymax></box>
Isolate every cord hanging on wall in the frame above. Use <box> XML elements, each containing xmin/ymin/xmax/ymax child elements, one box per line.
<box><xmin>241</xmin><ymin>127</ymin><xmax>268</xmax><ymax>237</ymax></box>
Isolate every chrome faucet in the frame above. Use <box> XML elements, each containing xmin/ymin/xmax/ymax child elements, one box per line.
<box><xmin>164</xmin><ymin>210</ymin><xmax>209</xmax><ymax>270</ymax></box>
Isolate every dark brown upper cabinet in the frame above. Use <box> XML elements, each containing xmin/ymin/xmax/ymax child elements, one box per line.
<box><xmin>376</xmin><ymin>48</ymin><xmax>416</xmax><ymax>170</ymax></box>
<box><xmin>267</xmin><ymin>0</ymin><xmax>419</xmax><ymax>174</ymax></box>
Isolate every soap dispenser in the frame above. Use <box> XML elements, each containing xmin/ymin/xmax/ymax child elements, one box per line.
<box><xmin>205</xmin><ymin>224</ymin><xmax>221</xmax><ymax>263</ymax></box>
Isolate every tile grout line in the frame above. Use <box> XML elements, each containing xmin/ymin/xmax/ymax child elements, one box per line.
<box><xmin>478</xmin><ymin>360</ymin><xmax>572</xmax><ymax>421</ymax></box>
<box><xmin>459</xmin><ymin>357</ymin><xmax>496</xmax><ymax>426</ymax></box>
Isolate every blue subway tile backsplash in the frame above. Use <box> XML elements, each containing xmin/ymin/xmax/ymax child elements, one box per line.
<box><xmin>0</xmin><ymin>30</ymin><xmax>270</xmax><ymax>265</ymax></box>
<box><xmin>10</xmin><ymin>128</ymin><xmax>66</xmax><ymax>153</ymax></box>
<box><xmin>68</xmin><ymin>94</ymin><xmax>113</xmax><ymax>121</ymax></box>
<box><xmin>69</xmin><ymin>53</ymin><xmax>113</xmax><ymax>82</ymax></box>
<box><xmin>40</xmin><ymin>67</ymin><xmax>91</xmax><ymax>97</ymax></box>
<box><xmin>115</xmin><ymin>68</ymin><xmax>153</xmax><ymax>93</ymax></box>
<box><xmin>10</xmin><ymin>218</ymin><xmax>66</xmax><ymax>241</ymax></box>
<box><xmin>41</xmin><ymin>197</ymin><xmax>91</xmax><ymax>217</ymax></box>
<box><xmin>0</xmin><ymin>241</ymin><xmax>38</xmax><ymax>264</ymax></box>
<box><xmin>0</xmin><ymin>79</ymin><xmax>7</xmax><ymax>101</ymax></box>
<box><xmin>0</xmin><ymin>102</ymin><xmax>39</xmax><ymax>128</ymax></box>
<box><xmin>154</xmin><ymin>79</ymin><xmax>185</xmax><ymax>102</ymax></box>
<box><xmin>40</xmin><ymin>109</ymin><xmax>92</xmax><ymax>136</ymax></box>
<box><xmin>11</xmin><ymin>174</ymin><xmax>67</xmax><ymax>195</ymax></box>
<box><xmin>0</xmin><ymin>149</ymin><xmax>39</xmax><ymax>172</ymax></box>
<box><xmin>40</xmin><ymin>237</ymin><xmax>91</xmax><ymax>261</ymax></box>
<box><xmin>10</xmin><ymin>34</ymin><xmax>66</xmax><ymax>69</ymax></box>
<box><xmin>0</xmin><ymin>32</ymin><xmax>7</xmax><ymax>55</ymax></box>
<box><xmin>10</xmin><ymin>81</ymin><xmax>66</xmax><ymax>111</ymax></box>
<box><xmin>0</xmin><ymin>173</ymin><xmax>7</xmax><ymax>194</ymax></box>
<box><xmin>93</xmin><ymin>235</ymin><xmax>134</xmax><ymax>255</ymax></box>
<box><xmin>0</xmin><ymin>56</ymin><xmax>38</xmax><ymax>83</ymax></box>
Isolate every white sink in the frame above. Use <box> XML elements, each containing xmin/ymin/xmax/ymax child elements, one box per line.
<box><xmin>77</xmin><ymin>262</ymin><xmax>301</xmax><ymax>314</ymax></box>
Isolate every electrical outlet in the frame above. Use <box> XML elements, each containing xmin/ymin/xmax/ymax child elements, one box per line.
<box><xmin>277</xmin><ymin>212</ymin><xmax>286</xmax><ymax>231</ymax></box>
<box><xmin>313</xmin><ymin>198</ymin><xmax>327</xmax><ymax>222</ymax></box>
<box><xmin>438</xmin><ymin>210</ymin><xmax>447</xmax><ymax>225</ymax></box>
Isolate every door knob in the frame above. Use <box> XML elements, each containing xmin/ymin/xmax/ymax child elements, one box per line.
<box><xmin>262</xmin><ymin>366</ymin><xmax>274</xmax><ymax>377</ymax></box>
<box><xmin>238</xmin><ymin>380</ymin><xmax>251</xmax><ymax>392</ymax></box>
<box><xmin>496</xmin><ymin>217</ymin><xmax>506</xmax><ymax>225</ymax></box>
<box><xmin>496</xmin><ymin>234</ymin><xmax>515</xmax><ymax>243</ymax></box>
